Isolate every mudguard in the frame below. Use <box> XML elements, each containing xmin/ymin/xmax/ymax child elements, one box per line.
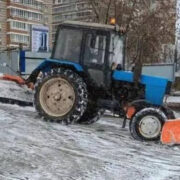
<box><xmin>35</xmin><ymin>59</ymin><xmax>83</xmax><ymax>72</ymax></box>
<box><xmin>27</xmin><ymin>59</ymin><xmax>84</xmax><ymax>83</ymax></box>
<box><xmin>125</xmin><ymin>99</ymin><xmax>152</xmax><ymax>119</ymax></box>
<box><xmin>126</xmin><ymin>100</ymin><xmax>175</xmax><ymax>120</ymax></box>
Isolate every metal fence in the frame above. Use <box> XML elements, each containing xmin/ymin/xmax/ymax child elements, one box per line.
<box><xmin>142</xmin><ymin>63</ymin><xmax>175</xmax><ymax>81</ymax></box>
<box><xmin>0</xmin><ymin>50</ymin><xmax>176</xmax><ymax>81</ymax></box>
<box><xmin>0</xmin><ymin>51</ymin><xmax>19</xmax><ymax>75</ymax></box>
<box><xmin>24</xmin><ymin>51</ymin><xmax>51</xmax><ymax>74</ymax></box>
<box><xmin>0</xmin><ymin>50</ymin><xmax>51</xmax><ymax>75</ymax></box>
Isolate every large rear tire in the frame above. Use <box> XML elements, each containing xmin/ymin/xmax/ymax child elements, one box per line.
<box><xmin>34</xmin><ymin>68</ymin><xmax>88</xmax><ymax>124</ymax></box>
<box><xmin>129</xmin><ymin>108</ymin><xmax>167</xmax><ymax>141</ymax></box>
<box><xmin>77</xmin><ymin>102</ymin><xmax>104</xmax><ymax>125</ymax></box>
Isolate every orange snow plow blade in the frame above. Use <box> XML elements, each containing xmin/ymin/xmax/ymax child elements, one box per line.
<box><xmin>0</xmin><ymin>74</ymin><xmax>34</xmax><ymax>89</ymax></box>
<box><xmin>1</xmin><ymin>74</ymin><xmax>25</xmax><ymax>85</ymax></box>
<box><xmin>161</xmin><ymin>119</ymin><xmax>180</xmax><ymax>145</ymax></box>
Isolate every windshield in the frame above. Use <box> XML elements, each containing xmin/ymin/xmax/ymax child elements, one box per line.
<box><xmin>53</xmin><ymin>28</ymin><xmax>83</xmax><ymax>62</ymax></box>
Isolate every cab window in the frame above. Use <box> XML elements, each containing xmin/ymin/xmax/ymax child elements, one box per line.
<box><xmin>53</xmin><ymin>28</ymin><xmax>83</xmax><ymax>62</ymax></box>
<box><xmin>109</xmin><ymin>34</ymin><xmax>124</xmax><ymax>68</ymax></box>
<box><xmin>84</xmin><ymin>33</ymin><xmax>107</xmax><ymax>65</ymax></box>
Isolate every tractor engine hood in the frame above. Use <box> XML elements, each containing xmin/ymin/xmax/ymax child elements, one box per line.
<box><xmin>113</xmin><ymin>70</ymin><xmax>171</xmax><ymax>106</ymax></box>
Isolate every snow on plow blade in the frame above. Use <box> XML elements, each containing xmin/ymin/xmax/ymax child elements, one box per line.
<box><xmin>0</xmin><ymin>75</ymin><xmax>33</xmax><ymax>107</ymax></box>
<box><xmin>161</xmin><ymin>119</ymin><xmax>180</xmax><ymax>145</ymax></box>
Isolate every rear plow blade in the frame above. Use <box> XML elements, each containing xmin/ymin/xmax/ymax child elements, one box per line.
<box><xmin>0</xmin><ymin>78</ymin><xmax>33</xmax><ymax>107</ymax></box>
<box><xmin>161</xmin><ymin>119</ymin><xmax>180</xmax><ymax>145</ymax></box>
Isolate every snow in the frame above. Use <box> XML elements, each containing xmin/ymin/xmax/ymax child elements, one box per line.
<box><xmin>0</xmin><ymin>80</ymin><xmax>33</xmax><ymax>102</ymax></box>
<box><xmin>0</xmin><ymin>103</ymin><xmax>180</xmax><ymax>180</ymax></box>
<box><xmin>172</xmin><ymin>91</ymin><xmax>180</xmax><ymax>96</ymax></box>
<box><xmin>166</xmin><ymin>96</ymin><xmax>180</xmax><ymax>103</ymax></box>
<box><xmin>0</xmin><ymin>80</ymin><xmax>180</xmax><ymax>179</ymax></box>
<box><xmin>175</xmin><ymin>70</ymin><xmax>180</xmax><ymax>77</ymax></box>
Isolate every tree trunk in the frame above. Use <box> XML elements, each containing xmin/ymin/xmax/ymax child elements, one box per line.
<box><xmin>133</xmin><ymin>38</ymin><xmax>143</xmax><ymax>87</ymax></box>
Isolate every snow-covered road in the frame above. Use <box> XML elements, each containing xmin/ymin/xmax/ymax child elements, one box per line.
<box><xmin>0</xmin><ymin>103</ymin><xmax>180</xmax><ymax>180</ymax></box>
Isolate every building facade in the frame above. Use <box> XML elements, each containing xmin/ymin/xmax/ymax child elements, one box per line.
<box><xmin>52</xmin><ymin>0</ymin><xmax>93</xmax><ymax>42</ymax></box>
<box><xmin>176</xmin><ymin>0</ymin><xmax>180</xmax><ymax>70</ymax></box>
<box><xmin>0</xmin><ymin>0</ymin><xmax>52</xmax><ymax>50</ymax></box>
<box><xmin>0</xmin><ymin>0</ymin><xmax>7</xmax><ymax>48</ymax></box>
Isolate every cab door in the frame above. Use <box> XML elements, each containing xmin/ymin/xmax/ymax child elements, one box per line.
<box><xmin>82</xmin><ymin>30</ymin><xmax>110</xmax><ymax>88</ymax></box>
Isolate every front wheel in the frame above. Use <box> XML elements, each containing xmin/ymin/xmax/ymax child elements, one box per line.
<box><xmin>129</xmin><ymin>108</ymin><xmax>167</xmax><ymax>141</ymax></box>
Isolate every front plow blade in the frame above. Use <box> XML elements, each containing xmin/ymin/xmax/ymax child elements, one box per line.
<box><xmin>161</xmin><ymin>119</ymin><xmax>180</xmax><ymax>145</ymax></box>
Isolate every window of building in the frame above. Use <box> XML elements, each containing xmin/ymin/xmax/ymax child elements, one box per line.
<box><xmin>10</xmin><ymin>21</ymin><xmax>31</xmax><ymax>31</ymax></box>
<box><xmin>54</xmin><ymin>0</ymin><xmax>76</xmax><ymax>4</ymax></box>
<box><xmin>10</xmin><ymin>34</ymin><xmax>29</xmax><ymax>44</ymax></box>
<box><xmin>10</xmin><ymin>0</ymin><xmax>43</xmax><ymax>10</ymax></box>
<box><xmin>53</xmin><ymin>10</ymin><xmax>92</xmax><ymax>22</ymax></box>
<box><xmin>54</xmin><ymin>4</ymin><xmax>76</xmax><ymax>13</ymax></box>
<box><xmin>10</xmin><ymin>8</ymin><xmax>43</xmax><ymax>21</ymax></box>
<box><xmin>54</xmin><ymin>0</ymin><xmax>62</xmax><ymax>4</ymax></box>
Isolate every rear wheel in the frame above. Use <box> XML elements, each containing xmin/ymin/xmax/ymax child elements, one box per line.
<box><xmin>34</xmin><ymin>68</ymin><xmax>88</xmax><ymax>124</ymax></box>
<box><xmin>129</xmin><ymin>108</ymin><xmax>167</xmax><ymax>141</ymax></box>
<box><xmin>78</xmin><ymin>103</ymin><xmax>104</xmax><ymax>125</ymax></box>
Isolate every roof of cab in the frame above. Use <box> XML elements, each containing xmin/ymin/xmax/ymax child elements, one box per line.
<box><xmin>59</xmin><ymin>21</ymin><xmax>115</xmax><ymax>31</ymax></box>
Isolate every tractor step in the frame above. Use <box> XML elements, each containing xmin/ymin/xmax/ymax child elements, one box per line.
<box><xmin>97</xmin><ymin>99</ymin><xmax>120</xmax><ymax>111</ymax></box>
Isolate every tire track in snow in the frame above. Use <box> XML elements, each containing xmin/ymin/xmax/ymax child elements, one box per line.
<box><xmin>0</xmin><ymin>103</ymin><xmax>180</xmax><ymax>179</ymax></box>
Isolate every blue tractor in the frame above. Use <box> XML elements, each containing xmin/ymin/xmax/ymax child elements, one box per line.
<box><xmin>27</xmin><ymin>21</ymin><xmax>174</xmax><ymax>141</ymax></box>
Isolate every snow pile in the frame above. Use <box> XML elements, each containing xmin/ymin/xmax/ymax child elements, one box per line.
<box><xmin>166</xmin><ymin>96</ymin><xmax>180</xmax><ymax>103</ymax></box>
<box><xmin>165</xmin><ymin>95</ymin><xmax>180</xmax><ymax>110</ymax></box>
<box><xmin>0</xmin><ymin>80</ymin><xmax>33</xmax><ymax>102</ymax></box>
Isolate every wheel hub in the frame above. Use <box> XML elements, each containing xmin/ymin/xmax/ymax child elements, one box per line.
<box><xmin>53</xmin><ymin>93</ymin><xmax>62</xmax><ymax>101</ymax></box>
<box><xmin>139</xmin><ymin>115</ymin><xmax>161</xmax><ymax>139</ymax></box>
<box><xmin>39</xmin><ymin>77</ymin><xmax>75</xmax><ymax>117</ymax></box>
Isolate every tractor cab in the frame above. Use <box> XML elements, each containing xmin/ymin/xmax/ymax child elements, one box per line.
<box><xmin>52</xmin><ymin>21</ymin><xmax>125</xmax><ymax>89</ymax></box>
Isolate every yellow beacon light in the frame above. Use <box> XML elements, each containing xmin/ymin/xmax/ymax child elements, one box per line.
<box><xmin>110</xmin><ymin>18</ymin><xmax>116</xmax><ymax>25</ymax></box>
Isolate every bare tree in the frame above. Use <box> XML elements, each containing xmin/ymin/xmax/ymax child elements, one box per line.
<box><xmin>88</xmin><ymin>0</ymin><xmax>175</xmax><ymax>62</ymax></box>
<box><xmin>87</xmin><ymin>0</ymin><xmax>176</xmax><ymax>82</ymax></box>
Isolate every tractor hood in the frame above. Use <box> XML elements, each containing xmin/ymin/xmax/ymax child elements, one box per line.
<box><xmin>113</xmin><ymin>70</ymin><xmax>171</xmax><ymax>106</ymax></box>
